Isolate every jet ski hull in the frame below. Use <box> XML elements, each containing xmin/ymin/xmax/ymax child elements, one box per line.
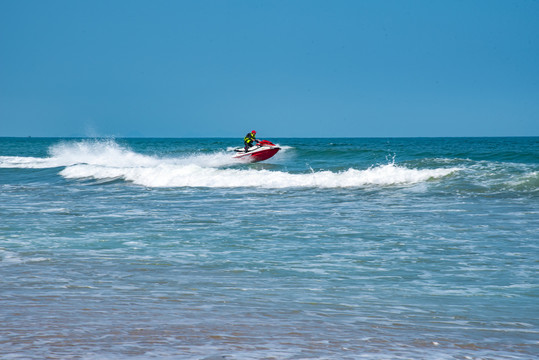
<box><xmin>233</xmin><ymin>140</ymin><xmax>280</xmax><ymax>163</ymax></box>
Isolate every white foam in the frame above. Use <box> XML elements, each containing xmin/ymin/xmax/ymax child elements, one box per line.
<box><xmin>60</xmin><ymin>161</ymin><xmax>457</xmax><ymax>188</ymax></box>
<box><xmin>49</xmin><ymin>139</ymin><xmax>156</xmax><ymax>167</ymax></box>
<box><xmin>0</xmin><ymin>155</ymin><xmax>62</xmax><ymax>169</ymax></box>
<box><xmin>2</xmin><ymin>140</ymin><xmax>459</xmax><ymax>189</ymax></box>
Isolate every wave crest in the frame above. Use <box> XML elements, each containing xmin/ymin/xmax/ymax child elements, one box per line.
<box><xmin>59</xmin><ymin>162</ymin><xmax>457</xmax><ymax>188</ymax></box>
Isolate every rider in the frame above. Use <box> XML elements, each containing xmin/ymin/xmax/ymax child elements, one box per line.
<box><xmin>244</xmin><ymin>130</ymin><xmax>260</xmax><ymax>152</ymax></box>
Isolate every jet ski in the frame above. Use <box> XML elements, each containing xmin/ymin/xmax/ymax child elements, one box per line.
<box><xmin>233</xmin><ymin>140</ymin><xmax>280</xmax><ymax>163</ymax></box>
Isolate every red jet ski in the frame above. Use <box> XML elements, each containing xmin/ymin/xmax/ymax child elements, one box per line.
<box><xmin>233</xmin><ymin>140</ymin><xmax>281</xmax><ymax>163</ymax></box>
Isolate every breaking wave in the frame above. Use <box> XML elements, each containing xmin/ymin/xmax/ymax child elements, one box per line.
<box><xmin>1</xmin><ymin>139</ymin><xmax>458</xmax><ymax>188</ymax></box>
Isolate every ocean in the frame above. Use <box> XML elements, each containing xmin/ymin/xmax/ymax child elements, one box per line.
<box><xmin>1</xmin><ymin>137</ymin><xmax>537</xmax><ymax>359</ymax></box>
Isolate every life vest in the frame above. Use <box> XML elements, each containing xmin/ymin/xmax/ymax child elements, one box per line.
<box><xmin>244</xmin><ymin>132</ymin><xmax>256</xmax><ymax>143</ymax></box>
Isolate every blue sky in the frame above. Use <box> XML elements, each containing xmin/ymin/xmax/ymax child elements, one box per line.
<box><xmin>1</xmin><ymin>0</ymin><xmax>538</xmax><ymax>138</ymax></box>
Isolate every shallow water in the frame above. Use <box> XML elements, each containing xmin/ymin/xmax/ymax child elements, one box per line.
<box><xmin>1</xmin><ymin>137</ymin><xmax>538</xmax><ymax>359</ymax></box>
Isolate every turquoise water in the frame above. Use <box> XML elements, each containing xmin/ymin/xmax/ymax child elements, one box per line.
<box><xmin>1</xmin><ymin>137</ymin><xmax>538</xmax><ymax>359</ymax></box>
